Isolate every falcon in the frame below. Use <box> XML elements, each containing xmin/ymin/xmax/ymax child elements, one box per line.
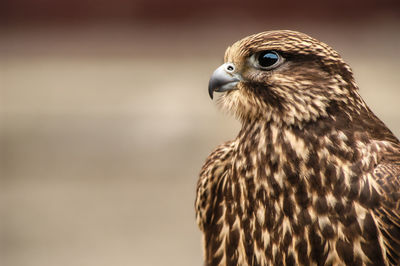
<box><xmin>195</xmin><ymin>30</ymin><xmax>400</xmax><ymax>266</ymax></box>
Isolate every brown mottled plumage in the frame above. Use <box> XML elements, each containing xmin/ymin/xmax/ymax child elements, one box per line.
<box><xmin>195</xmin><ymin>30</ymin><xmax>400</xmax><ymax>265</ymax></box>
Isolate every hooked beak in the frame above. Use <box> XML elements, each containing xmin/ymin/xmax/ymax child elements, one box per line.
<box><xmin>208</xmin><ymin>63</ymin><xmax>241</xmax><ymax>99</ymax></box>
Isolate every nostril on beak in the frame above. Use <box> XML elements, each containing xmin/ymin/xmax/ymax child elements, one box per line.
<box><xmin>208</xmin><ymin>63</ymin><xmax>241</xmax><ymax>99</ymax></box>
<box><xmin>225</xmin><ymin>63</ymin><xmax>235</xmax><ymax>73</ymax></box>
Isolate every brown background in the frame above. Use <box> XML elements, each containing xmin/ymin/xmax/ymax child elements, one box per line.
<box><xmin>1</xmin><ymin>0</ymin><xmax>399</xmax><ymax>22</ymax></box>
<box><xmin>1</xmin><ymin>1</ymin><xmax>400</xmax><ymax>266</ymax></box>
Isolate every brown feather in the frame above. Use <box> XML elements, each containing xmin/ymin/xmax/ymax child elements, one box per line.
<box><xmin>196</xmin><ymin>30</ymin><xmax>400</xmax><ymax>266</ymax></box>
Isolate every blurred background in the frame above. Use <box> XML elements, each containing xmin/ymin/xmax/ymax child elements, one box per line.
<box><xmin>1</xmin><ymin>1</ymin><xmax>399</xmax><ymax>265</ymax></box>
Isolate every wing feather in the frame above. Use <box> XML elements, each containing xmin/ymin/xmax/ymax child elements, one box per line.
<box><xmin>373</xmin><ymin>147</ymin><xmax>400</xmax><ymax>265</ymax></box>
<box><xmin>195</xmin><ymin>141</ymin><xmax>235</xmax><ymax>231</ymax></box>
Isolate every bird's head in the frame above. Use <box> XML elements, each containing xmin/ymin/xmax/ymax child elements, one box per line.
<box><xmin>209</xmin><ymin>30</ymin><xmax>359</xmax><ymax>126</ymax></box>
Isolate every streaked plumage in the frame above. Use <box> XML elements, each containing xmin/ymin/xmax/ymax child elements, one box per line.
<box><xmin>195</xmin><ymin>30</ymin><xmax>400</xmax><ymax>265</ymax></box>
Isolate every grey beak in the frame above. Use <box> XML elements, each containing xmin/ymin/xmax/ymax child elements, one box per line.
<box><xmin>208</xmin><ymin>63</ymin><xmax>241</xmax><ymax>99</ymax></box>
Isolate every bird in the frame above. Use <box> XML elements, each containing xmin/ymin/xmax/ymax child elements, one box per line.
<box><xmin>195</xmin><ymin>30</ymin><xmax>400</xmax><ymax>266</ymax></box>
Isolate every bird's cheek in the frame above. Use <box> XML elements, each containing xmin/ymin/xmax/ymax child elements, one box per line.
<box><xmin>243</xmin><ymin>70</ymin><xmax>267</xmax><ymax>83</ymax></box>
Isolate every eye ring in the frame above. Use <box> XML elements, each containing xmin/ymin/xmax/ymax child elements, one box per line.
<box><xmin>251</xmin><ymin>50</ymin><xmax>284</xmax><ymax>70</ymax></box>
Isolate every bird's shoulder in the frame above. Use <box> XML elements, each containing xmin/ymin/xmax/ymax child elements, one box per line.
<box><xmin>195</xmin><ymin>140</ymin><xmax>236</xmax><ymax>231</ymax></box>
<box><xmin>371</xmin><ymin>141</ymin><xmax>400</xmax><ymax>265</ymax></box>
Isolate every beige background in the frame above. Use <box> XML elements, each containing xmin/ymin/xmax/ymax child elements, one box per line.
<box><xmin>1</xmin><ymin>17</ymin><xmax>400</xmax><ymax>266</ymax></box>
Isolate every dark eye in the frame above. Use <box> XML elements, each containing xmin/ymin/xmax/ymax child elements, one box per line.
<box><xmin>256</xmin><ymin>51</ymin><xmax>281</xmax><ymax>69</ymax></box>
